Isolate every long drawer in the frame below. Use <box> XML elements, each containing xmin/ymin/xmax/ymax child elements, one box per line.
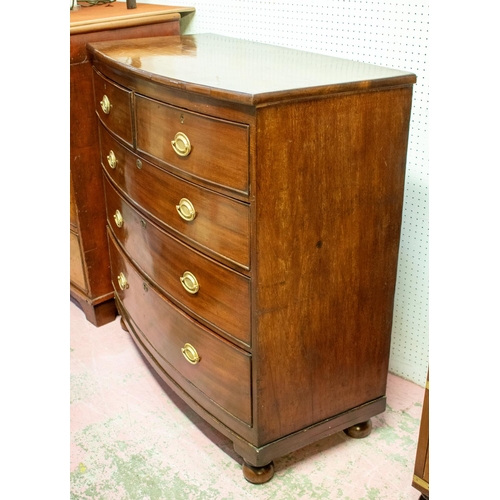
<box><xmin>104</xmin><ymin>175</ymin><xmax>251</xmax><ymax>346</ymax></box>
<box><xmin>99</xmin><ymin>121</ymin><xmax>250</xmax><ymax>270</ymax></box>
<box><xmin>108</xmin><ymin>230</ymin><xmax>252</xmax><ymax>425</ymax></box>
<box><xmin>135</xmin><ymin>94</ymin><xmax>250</xmax><ymax>194</ymax></box>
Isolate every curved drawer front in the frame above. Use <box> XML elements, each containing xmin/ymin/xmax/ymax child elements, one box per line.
<box><xmin>135</xmin><ymin>95</ymin><xmax>249</xmax><ymax>194</ymax></box>
<box><xmin>104</xmin><ymin>176</ymin><xmax>251</xmax><ymax>346</ymax></box>
<box><xmin>100</xmin><ymin>121</ymin><xmax>250</xmax><ymax>269</ymax></box>
<box><xmin>93</xmin><ymin>68</ymin><xmax>133</xmax><ymax>146</ymax></box>
<box><xmin>108</xmin><ymin>232</ymin><xmax>252</xmax><ymax>425</ymax></box>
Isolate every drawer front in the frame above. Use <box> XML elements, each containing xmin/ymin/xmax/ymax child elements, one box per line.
<box><xmin>100</xmin><ymin>121</ymin><xmax>250</xmax><ymax>269</ymax></box>
<box><xmin>108</xmin><ymin>231</ymin><xmax>252</xmax><ymax>425</ymax></box>
<box><xmin>104</xmin><ymin>176</ymin><xmax>251</xmax><ymax>346</ymax></box>
<box><xmin>93</xmin><ymin>68</ymin><xmax>133</xmax><ymax>146</ymax></box>
<box><xmin>136</xmin><ymin>95</ymin><xmax>249</xmax><ymax>194</ymax></box>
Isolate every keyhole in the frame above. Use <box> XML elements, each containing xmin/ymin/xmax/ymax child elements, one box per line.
<box><xmin>180</xmin><ymin>114</ymin><xmax>184</xmax><ymax>124</ymax></box>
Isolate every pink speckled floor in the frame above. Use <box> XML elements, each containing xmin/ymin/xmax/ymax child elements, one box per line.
<box><xmin>70</xmin><ymin>300</ymin><xmax>425</xmax><ymax>500</ymax></box>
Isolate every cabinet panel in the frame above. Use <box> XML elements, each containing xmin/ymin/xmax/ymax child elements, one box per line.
<box><xmin>70</xmin><ymin>232</ymin><xmax>87</xmax><ymax>291</ymax></box>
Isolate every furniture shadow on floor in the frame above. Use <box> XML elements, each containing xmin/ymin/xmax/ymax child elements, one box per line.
<box><xmin>137</xmin><ymin>344</ymin><xmax>361</xmax><ymax>476</ymax></box>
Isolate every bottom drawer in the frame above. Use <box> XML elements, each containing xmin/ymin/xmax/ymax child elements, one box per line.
<box><xmin>108</xmin><ymin>230</ymin><xmax>252</xmax><ymax>425</ymax></box>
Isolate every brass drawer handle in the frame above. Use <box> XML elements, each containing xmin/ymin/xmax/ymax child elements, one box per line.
<box><xmin>171</xmin><ymin>132</ymin><xmax>191</xmax><ymax>157</ymax></box>
<box><xmin>176</xmin><ymin>198</ymin><xmax>197</xmax><ymax>222</ymax></box>
<box><xmin>181</xmin><ymin>343</ymin><xmax>200</xmax><ymax>365</ymax></box>
<box><xmin>107</xmin><ymin>150</ymin><xmax>117</xmax><ymax>169</ymax></box>
<box><xmin>180</xmin><ymin>271</ymin><xmax>199</xmax><ymax>294</ymax></box>
<box><xmin>100</xmin><ymin>94</ymin><xmax>111</xmax><ymax>114</ymax></box>
<box><xmin>117</xmin><ymin>272</ymin><xmax>129</xmax><ymax>290</ymax></box>
<box><xmin>113</xmin><ymin>209</ymin><xmax>123</xmax><ymax>228</ymax></box>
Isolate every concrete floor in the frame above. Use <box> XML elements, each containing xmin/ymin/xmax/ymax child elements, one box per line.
<box><xmin>70</xmin><ymin>301</ymin><xmax>425</xmax><ymax>500</ymax></box>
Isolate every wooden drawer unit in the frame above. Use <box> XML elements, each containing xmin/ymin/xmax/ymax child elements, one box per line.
<box><xmin>88</xmin><ymin>34</ymin><xmax>416</xmax><ymax>484</ymax></box>
<box><xmin>104</xmin><ymin>176</ymin><xmax>251</xmax><ymax>346</ymax></box>
<box><xmin>99</xmin><ymin>121</ymin><xmax>250</xmax><ymax>269</ymax></box>
<box><xmin>108</xmin><ymin>233</ymin><xmax>252</xmax><ymax>425</ymax></box>
<box><xmin>70</xmin><ymin>3</ymin><xmax>194</xmax><ymax>326</ymax></box>
<box><xmin>135</xmin><ymin>95</ymin><xmax>250</xmax><ymax>193</ymax></box>
<box><xmin>93</xmin><ymin>70</ymin><xmax>134</xmax><ymax>146</ymax></box>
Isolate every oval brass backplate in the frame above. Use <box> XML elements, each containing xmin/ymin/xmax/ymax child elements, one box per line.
<box><xmin>180</xmin><ymin>271</ymin><xmax>200</xmax><ymax>294</ymax></box>
<box><xmin>171</xmin><ymin>132</ymin><xmax>191</xmax><ymax>157</ymax></box>
<box><xmin>113</xmin><ymin>210</ymin><xmax>123</xmax><ymax>228</ymax></box>
<box><xmin>181</xmin><ymin>343</ymin><xmax>200</xmax><ymax>364</ymax></box>
<box><xmin>100</xmin><ymin>94</ymin><xmax>111</xmax><ymax>114</ymax></box>
<box><xmin>176</xmin><ymin>198</ymin><xmax>197</xmax><ymax>222</ymax></box>
<box><xmin>117</xmin><ymin>272</ymin><xmax>129</xmax><ymax>290</ymax></box>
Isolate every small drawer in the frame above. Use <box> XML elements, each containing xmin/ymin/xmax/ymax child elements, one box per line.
<box><xmin>136</xmin><ymin>95</ymin><xmax>249</xmax><ymax>194</ymax></box>
<box><xmin>99</xmin><ymin>121</ymin><xmax>250</xmax><ymax>270</ymax></box>
<box><xmin>93</xmin><ymin>68</ymin><xmax>133</xmax><ymax>146</ymax></box>
<box><xmin>108</xmin><ymin>231</ymin><xmax>252</xmax><ymax>425</ymax></box>
<box><xmin>104</xmin><ymin>177</ymin><xmax>251</xmax><ymax>346</ymax></box>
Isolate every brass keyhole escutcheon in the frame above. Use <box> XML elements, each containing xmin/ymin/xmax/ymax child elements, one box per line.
<box><xmin>100</xmin><ymin>94</ymin><xmax>111</xmax><ymax>114</ymax></box>
<box><xmin>176</xmin><ymin>198</ymin><xmax>197</xmax><ymax>222</ymax></box>
<box><xmin>181</xmin><ymin>343</ymin><xmax>200</xmax><ymax>365</ymax></box>
<box><xmin>114</xmin><ymin>209</ymin><xmax>123</xmax><ymax>228</ymax></box>
<box><xmin>117</xmin><ymin>272</ymin><xmax>129</xmax><ymax>291</ymax></box>
<box><xmin>171</xmin><ymin>132</ymin><xmax>191</xmax><ymax>157</ymax></box>
<box><xmin>180</xmin><ymin>271</ymin><xmax>200</xmax><ymax>294</ymax></box>
<box><xmin>107</xmin><ymin>150</ymin><xmax>117</xmax><ymax>169</ymax></box>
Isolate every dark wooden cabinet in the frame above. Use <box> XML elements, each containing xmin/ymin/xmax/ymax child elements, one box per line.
<box><xmin>413</xmin><ymin>371</ymin><xmax>430</xmax><ymax>499</ymax></box>
<box><xmin>70</xmin><ymin>3</ymin><xmax>194</xmax><ymax>326</ymax></box>
<box><xmin>87</xmin><ymin>34</ymin><xmax>416</xmax><ymax>482</ymax></box>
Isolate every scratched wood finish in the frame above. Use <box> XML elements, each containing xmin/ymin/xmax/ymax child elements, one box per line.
<box><xmin>88</xmin><ymin>34</ymin><xmax>415</xmax><ymax>476</ymax></box>
<box><xmin>104</xmin><ymin>176</ymin><xmax>251</xmax><ymax>346</ymax></box>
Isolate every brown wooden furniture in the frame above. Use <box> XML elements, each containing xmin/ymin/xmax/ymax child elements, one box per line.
<box><xmin>70</xmin><ymin>3</ymin><xmax>194</xmax><ymax>326</ymax></box>
<box><xmin>413</xmin><ymin>371</ymin><xmax>429</xmax><ymax>499</ymax></box>
<box><xmin>87</xmin><ymin>34</ymin><xmax>416</xmax><ymax>482</ymax></box>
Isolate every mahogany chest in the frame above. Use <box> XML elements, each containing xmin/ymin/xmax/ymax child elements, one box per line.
<box><xmin>87</xmin><ymin>34</ymin><xmax>416</xmax><ymax>483</ymax></box>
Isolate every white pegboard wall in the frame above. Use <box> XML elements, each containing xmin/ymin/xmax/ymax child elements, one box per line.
<box><xmin>119</xmin><ymin>0</ymin><xmax>429</xmax><ymax>388</ymax></box>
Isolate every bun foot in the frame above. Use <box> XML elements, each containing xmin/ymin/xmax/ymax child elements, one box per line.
<box><xmin>343</xmin><ymin>419</ymin><xmax>372</xmax><ymax>439</ymax></box>
<box><xmin>242</xmin><ymin>460</ymin><xmax>274</xmax><ymax>484</ymax></box>
<box><xmin>120</xmin><ymin>317</ymin><xmax>128</xmax><ymax>332</ymax></box>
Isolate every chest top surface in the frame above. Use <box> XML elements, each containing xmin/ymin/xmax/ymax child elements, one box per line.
<box><xmin>87</xmin><ymin>33</ymin><xmax>416</xmax><ymax>104</ymax></box>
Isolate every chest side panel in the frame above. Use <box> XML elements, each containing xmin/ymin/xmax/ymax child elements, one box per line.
<box><xmin>253</xmin><ymin>86</ymin><xmax>413</xmax><ymax>444</ymax></box>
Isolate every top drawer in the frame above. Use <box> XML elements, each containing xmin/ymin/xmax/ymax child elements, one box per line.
<box><xmin>136</xmin><ymin>95</ymin><xmax>249</xmax><ymax>195</ymax></box>
<box><xmin>93</xmin><ymin>68</ymin><xmax>133</xmax><ymax>146</ymax></box>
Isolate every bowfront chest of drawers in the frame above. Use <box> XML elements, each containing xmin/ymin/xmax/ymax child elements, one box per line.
<box><xmin>88</xmin><ymin>34</ymin><xmax>416</xmax><ymax>483</ymax></box>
